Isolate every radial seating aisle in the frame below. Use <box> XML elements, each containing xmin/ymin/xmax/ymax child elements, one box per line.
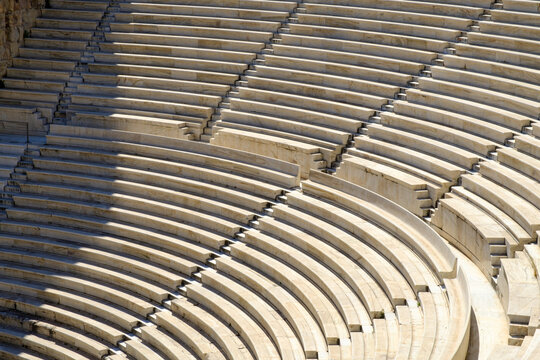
<box><xmin>430</xmin><ymin>133</ymin><xmax>540</xmax><ymax>343</ymax></box>
<box><xmin>0</xmin><ymin>124</ymin><xmax>304</xmax><ymax>359</ymax></box>
<box><xmin>324</xmin><ymin>0</ymin><xmax>539</xmax><ymax>218</ymax></box>
<box><xmin>278</xmin><ymin>171</ymin><xmax>470</xmax><ymax>360</ymax></box>
<box><xmin>0</xmin><ymin>125</ymin><xmax>474</xmax><ymax>359</ymax></box>
<box><xmin>0</xmin><ymin>0</ymin><xmax>109</xmax><ymax>134</ymax></box>
<box><xmin>209</xmin><ymin>0</ymin><xmax>498</xmax><ymax>176</ymax></box>
<box><xmin>2</xmin><ymin>0</ymin><xmax>540</xmax><ymax>358</ymax></box>
<box><xmin>67</xmin><ymin>0</ymin><xmax>298</xmax><ymax>139</ymax></box>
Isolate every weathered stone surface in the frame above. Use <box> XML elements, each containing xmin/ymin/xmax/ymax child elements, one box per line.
<box><xmin>0</xmin><ymin>0</ymin><xmax>44</xmax><ymax>77</ymax></box>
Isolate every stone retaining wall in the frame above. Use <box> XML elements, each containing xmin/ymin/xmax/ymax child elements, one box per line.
<box><xmin>0</xmin><ymin>0</ymin><xmax>44</xmax><ymax>77</ymax></box>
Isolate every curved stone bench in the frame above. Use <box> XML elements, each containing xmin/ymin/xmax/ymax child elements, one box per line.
<box><xmin>274</xmin><ymin>42</ymin><xmax>425</xmax><ymax>73</ymax></box>
<box><xmin>109</xmin><ymin>22</ymin><xmax>273</xmax><ymax>42</ymax></box>
<box><xmin>0</xmin><ymin>231</ymin><xmax>179</xmax><ymax>301</ymax></box>
<box><xmin>298</xmin><ymin>14</ymin><xmax>461</xmax><ymax>41</ymax></box>
<box><xmin>170</xmin><ymin>297</ymin><xmax>254</xmax><ymax>360</ymax></box>
<box><xmin>214</xmin><ymin>255</ymin><xmax>327</xmax><ymax>358</ymax></box>
<box><xmin>305</xmin><ymin>3</ymin><xmax>474</xmax><ymax>30</ymax></box>
<box><xmin>151</xmin><ymin>310</ymin><xmax>225</xmax><ymax>360</ymax></box>
<box><xmin>264</xmin><ymin>55</ymin><xmax>412</xmax><ymax>86</ymax></box>
<box><xmin>254</xmin><ymin>64</ymin><xmax>400</xmax><ymax>97</ymax></box>
<box><xmin>229</xmin><ymin>240</ymin><xmax>350</xmax><ymax>344</ymax></box>
<box><xmin>280</xmin><ymin>33</ymin><xmax>437</xmax><ymax>63</ymax></box>
<box><xmin>197</xmin><ymin>269</ymin><xmax>305</xmax><ymax>359</ymax></box>
<box><xmin>0</xmin><ymin>325</ymin><xmax>93</xmax><ymax>360</ymax></box>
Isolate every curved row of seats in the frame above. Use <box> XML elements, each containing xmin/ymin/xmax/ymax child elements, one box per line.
<box><xmin>0</xmin><ymin>0</ymin><xmax>538</xmax><ymax>358</ymax></box>
<box><xmin>0</xmin><ymin>125</ymin><xmax>471</xmax><ymax>359</ymax></box>
<box><xmin>0</xmin><ymin>0</ymin><xmax>110</xmax><ymax>134</ymax></box>
<box><xmin>314</xmin><ymin>1</ymin><xmax>540</xmax><ymax>344</ymax></box>
<box><xmin>208</xmin><ymin>0</ymin><xmax>498</xmax><ymax>175</ymax></box>
<box><xmin>63</xmin><ymin>0</ymin><xmax>298</xmax><ymax>139</ymax></box>
<box><xmin>0</xmin><ymin>124</ymin><xmax>299</xmax><ymax>359</ymax></box>
<box><xmin>335</xmin><ymin>0</ymin><xmax>539</xmax><ymax>216</ymax></box>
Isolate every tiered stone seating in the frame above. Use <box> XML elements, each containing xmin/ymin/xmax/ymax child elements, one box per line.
<box><xmin>209</xmin><ymin>0</ymin><xmax>495</xmax><ymax>176</ymax></box>
<box><xmin>430</xmin><ymin>128</ymin><xmax>540</xmax><ymax>343</ymax></box>
<box><xmin>335</xmin><ymin>116</ymin><xmax>477</xmax><ymax>216</ymax></box>
<box><xmin>0</xmin><ymin>106</ymin><xmax>46</xmax><ymax>136</ymax></box>
<box><xmin>330</xmin><ymin>1</ymin><xmax>538</xmax><ymax>218</ymax></box>
<box><xmin>285</xmin><ymin>171</ymin><xmax>470</xmax><ymax>359</ymax></box>
<box><xmin>0</xmin><ymin>307</ymin><xmax>110</xmax><ymax>359</ymax></box>
<box><xmin>0</xmin><ymin>124</ymin><xmax>302</xmax><ymax>359</ymax></box>
<box><xmin>497</xmin><ymin>250</ymin><xmax>540</xmax><ymax>344</ymax></box>
<box><xmin>0</xmin><ymin>140</ymin><xmax>25</xmax><ymax>191</ymax></box>
<box><xmin>0</xmin><ymin>0</ymin><xmax>109</xmax><ymax>133</ymax></box>
<box><xmin>423</xmin><ymin>0</ymin><xmax>540</xmax><ymax>139</ymax></box>
<box><xmin>173</xmin><ymin>170</ymin><xmax>469</xmax><ymax>359</ymax></box>
<box><xmin>1</xmin><ymin>0</ymin><xmax>540</xmax><ymax>357</ymax></box>
<box><xmin>432</xmin><ymin>130</ymin><xmax>540</xmax><ymax>278</ymax></box>
<box><xmin>67</xmin><ymin>0</ymin><xmax>297</xmax><ymax>139</ymax></box>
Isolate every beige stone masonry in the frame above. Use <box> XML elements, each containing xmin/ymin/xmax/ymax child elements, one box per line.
<box><xmin>88</xmin><ymin>63</ymin><xmax>238</xmax><ymax>85</ymax></box>
<box><xmin>502</xmin><ymin>0</ymin><xmax>540</xmax><ymax>12</ymax></box>
<box><xmin>170</xmin><ymin>297</ymin><xmax>254</xmax><ymax>360</ymax></box>
<box><xmin>122</xmin><ymin>338</ymin><xmax>165</xmax><ymax>360</ymax></box>
<box><xmin>264</xmin><ymin>55</ymin><xmax>412</xmax><ymax>86</ymax></box>
<box><xmin>255</xmin><ymin>64</ymin><xmax>400</xmax><ymax>97</ymax></box>
<box><xmin>0</xmin><ymin>231</ymin><xmax>182</xmax><ymax>301</ymax></box>
<box><xmin>431</xmin><ymin>65</ymin><xmax>540</xmax><ymax>102</ymax></box>
<box><xmin>0</xmin><ymin>326</ymin><xmax>93</xmax><ymax>360</ymax></box>
<box><xmin>93</xmin><ymin>52</ymin><xmax>248</xmax><ymax>74</ymax></box>
<box><xmin>306</xmin><ymin>3</ymin><xmax>473</xmax><ymax>30</ymax></box>
<box><xmin>298</xmin><ymin>13</ymin><xmax>461</xmax><ymax>41</ymax></box>
<box><xmin>199</xmin><ymin>269</ymin><xmax>305</xmax><ymax>359</ymax></box>
<box><xmin>139</xmin><ymin>326</ymin><xmax>196</xmax><ymax>360</ymax></box>
<box><xmin>214</xmin><ymin>255</ymin><xmax>327</xmax><ymax>358</ymax></box>
<box><xmin>113</xmin><ymin>12</ymin><xmax>280</xmax><ymax>32</ymax></box>
<box><xmin>99</xmin><ymin>41</ymin><xmax>256</xmax><ymax>63</ymax></box>
<box><xmin>515</xmin><ymin>135</ymin><xmax>540</xmax><ymax>159</ymax></box>
<box><xmin>368</xmin><ymin>122</ymin><xmax>480</xmax><ymax>168</ymax></box>
<box><xmin>407</xmin><ymin>88</ymin><xmax>530</xmax><ymax>131</ymax></box>
<box><xmin>280</xmin><ymin>33</ymin><xmax>437</xmax><ymax>63</ymax></box>
<box><xmin>468</xmin><ymin>32</ymin><xmax>540</xmax><ymax>54</ymax></box>
<box><xmin>109</xmin><ymin>22</ymin><xmax>273</xmax><ymax>42</ymax></box>
<box><xmin>491</xmin><ymin>9</ymin><xmax>540</xmax><ymax>26</ymax></box>
<box><xmin>230</xmin><ymin>237</ymin><xmax>350</xmax><ymax>342</ymax></box>
<box><xmin>238</xmin><ymin>86</ymin><xmax>374</xmax><ymax>120</ymax></box>
<box><xmin>498</xmin><ymin>254</ymin><xmax>540</xmax><ymax>324</ymax></box>
<box><xmin>461</xmin><ymin>174</ymin><xmax>540</xmax><ymax>239</ymax></box>
<box><xmin>451</xmin><ymin>186</ymin><xmax>531</xmax><ymax>247</ymax></box>
<box><xmin>153</xmin><ymin>311</ymin><xmax>225</xmax><ymax>360</ymax></box>
<box><xmin>186</xmin><ymin>283</ymin><xmax>281</xmax><ymax>359</ymax></box>
<box><xmin>454</xmin><ymin>43</ymin><xmax>540</xmax><ymax>69</ymax></box>
<box><xmin>393</xmin><ymin>99</ymin><xmax>512</xmax><ymax>144</ymax></box>
<box><xmin>336</xmin><ymin>155</ymin><xmax>432</xmax><ymax>217</ymax></box>
<box><xmin>305</xmin><ymin>0</ymin><xmax>485</xmax><ymax>18</ymax></box>
<box><xmin>230</xmin><ymin>97</ymin><xmax>363</xmax><ymax>132</ymax></box>
<box><xmin>211</xmin><ymin>127</ymin><xmax>324</xmax><ymax>178</ymax></box>
<box><xmin>480</xmin><ymin>21</ymin><xmax>540</xmax><ymax>41</ymax></box>
<box><xmin>119</xmin><ymin>3</ymin><xmax>289</xmax><ymax>21</ymax></box>
<box><xmin>381</xmin><ymin>110</ymin><xmax>497</xmax><ymax>155</ymax></box>
<box><xmin>274</xmin><ymin>42</ymin><xmax>425</xmax><ymax>73</ymax></box>
<box><xmin>247</xmin><ymin>76</ymin><xmax>388</xmax><ymax>109</ymax></box>
<box><xmin>104</xmin><ymin>31</ymin><xmax>265</xmax><ymax>52</ymax></box>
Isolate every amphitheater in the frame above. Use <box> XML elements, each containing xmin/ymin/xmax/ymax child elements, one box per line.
<box><xmin>0</xmin><ymin>0</ymin><xmax>539</xmax><ymax>359</ymax></box>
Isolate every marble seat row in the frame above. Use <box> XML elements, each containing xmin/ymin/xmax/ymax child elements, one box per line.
<box><xmin>66</xmin><ymin>0</ymin><xmax>299</xmax><ymax>139</ymax></box>
<box><xmin>0</xmin><ymin>124</ymin><xmax>473</xmax><ymax>359</ymax></box>
<box><xmin>0</xmin><ymin>0</ymin><xmax>111</xmax><ymax>133</ymax></box>
<box><xmin>208</xmin><ymin>0</ymin><xmax>495</xmax><ymax>175</ymax></box>
<box><xmin>430</xmin><ymin>131</ymin><xmax>540</xmax><ymax>343</ymax></box>
<box><xmin>0</xmin><ymin>126</ymin><xmax>306</xmax><ymax>358</ymax></box>
<box><xmin>0</xmin><ymin>125</ymin><xmax>308</xmax><ymax>359</ymax></box>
